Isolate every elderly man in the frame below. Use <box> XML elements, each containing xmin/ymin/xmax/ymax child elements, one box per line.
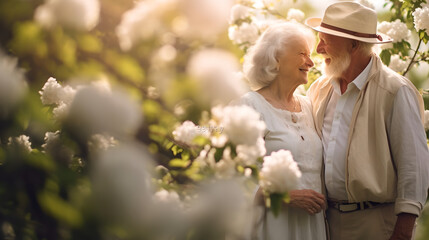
<box><xmin>305</xmin><ymin>2</ymin><xmax>429</xmax><ymax>240</ymax></box>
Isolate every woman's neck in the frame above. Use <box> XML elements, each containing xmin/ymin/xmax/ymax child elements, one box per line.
<box><xmin>259</xmin><ymin>78</ymin><xmax>296</xmax><ymax>102</ymax></box>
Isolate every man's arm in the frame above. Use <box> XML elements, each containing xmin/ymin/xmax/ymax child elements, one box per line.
<box><xmin>389</xmin><ymin>213</ymin><xmax>417</xmax><ymax>240</ymax></box>
<box><xmin>388</xmin><ymin>86</ymin><xmax>429</xmax><ymax>239</ymax></box>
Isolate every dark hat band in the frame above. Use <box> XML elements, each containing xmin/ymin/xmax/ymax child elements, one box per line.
<box><xmin>321</xmin><ymin>22</ymin><xmax>383</xmax><ymax>41</ymax></box>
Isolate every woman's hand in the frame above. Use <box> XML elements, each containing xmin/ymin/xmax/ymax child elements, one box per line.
<box><xmin>288</xmin><ymin>189</ymin><xmax>326</xmax><ymax>215</ymax></box>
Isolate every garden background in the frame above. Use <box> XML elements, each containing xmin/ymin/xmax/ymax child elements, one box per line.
<box><xmin>0</xmin><ymin>0</ymin><xmax>428</xmax><ymax>239</ymax></box>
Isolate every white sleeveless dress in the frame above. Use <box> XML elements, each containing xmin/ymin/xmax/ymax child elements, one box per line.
<box><xmin>240</xmin><ymin>91</ymin><xmax>326</xmax><ymax>240</ymax></box>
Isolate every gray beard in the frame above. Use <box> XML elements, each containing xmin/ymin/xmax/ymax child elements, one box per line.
<box><xmin>323</xmin><ymin>53</ymin><xmax>351</xmax><ymax>78</ymax></box>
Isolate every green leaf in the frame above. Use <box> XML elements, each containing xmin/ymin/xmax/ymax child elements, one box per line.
<box><xmin>192</xmin><ymin>135</ymin><xmax>209</xmax><ymax>146</ymax></box>
<box><xmin>38</xmin><ymin>191</ymin><xmax>82</xmax><ymax>227</ymax></box>
<box><xmin>380</xmin><ymin>50</ymin><xmax>391</xmax><ymax>66</ymax></box>
<box><xmin>171</xmin><ymin>145</ymin><xmax>183</xmax><ymax>155</ymax></box>
<box><xmin>26</xmin><ymin>152</ymin><xmax>55</xmax><ymax>172</ymax></box>
<box><xmin>105</xmin><ymin>51</ymin><xmax>145</xmax><ymax>84</ymax></box>
<box><xmin>269</xmin><ymin>193</ymin><xmax>284</xmax><ymax>217</ymax></box>
<box><xmin>77</xmin><ymin>34</ymin><xmax>102</xmax><ymax>53</ymax></box>
<box><xmin>169</xmin><ymin>158</ymin><xmax>189</xmax><ymax>168</ymax></box>
<box><xmin>214</xmin><ymin>148</ymin><xmax>224</xmax><ymax>162</ymax></box>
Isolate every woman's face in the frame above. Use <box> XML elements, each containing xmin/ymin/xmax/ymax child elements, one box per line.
<box><xmin>276</xmin><ymin>36</ymin><xmax>314</xmax><ymax>85</ymax></box>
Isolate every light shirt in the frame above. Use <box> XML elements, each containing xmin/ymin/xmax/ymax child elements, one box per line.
<box><xmin>322</xmin><ymin>56</ymin><xmax>428</xmax><ymax>212</ymax></box>
<box><xmin>322</xmin><ymin>57</ymin><xmax>373</xmax><ymax>200</ymax></box>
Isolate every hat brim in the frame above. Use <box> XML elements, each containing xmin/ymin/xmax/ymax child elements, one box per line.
<box><xmin>305</xmin><ymin>17</ymin><xmax>393</xmax><ymax>44</ymax></box>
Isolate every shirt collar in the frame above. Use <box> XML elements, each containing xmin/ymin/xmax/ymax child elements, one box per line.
<box><xmin>353</xmin><ymin>56</ymin><xmax>373</xmax><ymax>90</ymax></box>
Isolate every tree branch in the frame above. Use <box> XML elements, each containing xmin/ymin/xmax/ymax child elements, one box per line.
<box><xmin>403</xmin><ymin>37</ymin><xmax>423</xmax><ymax>76</ymax></box>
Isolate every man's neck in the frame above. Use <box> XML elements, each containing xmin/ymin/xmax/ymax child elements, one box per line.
<box><xmin>339</xmin><ymin>54</ymin><xmax>372</xmax><ymax>94</ymax></box>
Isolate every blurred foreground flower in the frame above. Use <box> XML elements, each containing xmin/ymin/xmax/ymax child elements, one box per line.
<box><xmin>0</xmin><ymin>52</ymin><xmax>28</xmax><ymax>119</ymax></box>
<box><xmin>65</xmin><ymin>85</ymin><xmax>142</xmax><ymax>141</ymax></box>
<box><xmin>286</xmin><ymin>8</ymin><xmax>305</xmax><ymax>22</ymax></box>
<box><xmin>34</xmin><ymin>0</ymin><xmax>100</xmax><ymax>31</ymax></box>
<box><xmin>181</xmin><ymin>0</ymin><xmax>234</xmax><ymax>39</ymax></box>
<box><xmin>212</xmin><ymin>105</ymin><xmax>265</xmax><ymax>146</ymax></box>
<box><xmin>259</xmin><ymin>150</ymin><xmax>301</xmax><ymax>194</ymax></box>
<box><xmin>187</xmin><ymin>49</ymin><xmax>248</xmax><ymax>106</ymax></box>
<box><xmin>91</xmin><ymin>143</ymin><xmax>154</xmax><ymax>229</ymax></box>
<box><xmin>116</xmin><ymin>0</ymin><xmax>179</xmax><ymax>51</ymax></box>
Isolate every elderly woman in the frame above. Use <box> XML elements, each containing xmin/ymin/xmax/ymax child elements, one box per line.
<box><xmin>239</xmin><ymin>22</ymin><xmax>327</xmax><ymax>239</ymax></box>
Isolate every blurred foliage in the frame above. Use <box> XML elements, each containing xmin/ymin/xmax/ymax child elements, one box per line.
<box><xmin>0</xmin><ymin>0</ymin><xmax>428</xmax><ymax>240</ymax></box>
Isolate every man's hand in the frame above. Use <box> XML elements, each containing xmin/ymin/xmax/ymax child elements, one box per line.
<box><xmin>288</xmin><ymin>189</ymin><xmax>326</xmax><ymax>215</ymax></box>
<box><xmin>389</xmin><ymin>213</ymin><xmax>417</xmax><ymax>240</ymax></box>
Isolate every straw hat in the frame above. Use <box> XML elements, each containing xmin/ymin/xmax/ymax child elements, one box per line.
<box><xmin>305</xmin><ymin>1</ymin><xmax>392</xmax><ymax>44</ymax></box>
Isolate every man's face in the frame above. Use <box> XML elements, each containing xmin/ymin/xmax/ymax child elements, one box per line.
<box><xmin>316</xmin><ymin>32</ymin><xmax>352</xmax><ymax>78</ymax></box>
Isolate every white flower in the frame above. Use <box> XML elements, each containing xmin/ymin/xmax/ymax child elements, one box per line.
<box><xmin>34</xmin><ymin>0</ymin><xmax>100</xmax><ymax>31</ymax></box>
<box><xmin>210</xmin><ymin>134</ymin><xmax>228</xmax><ymax>148</ymax></box>
<box><xmin>66</xmin><ymin>86</ymin><xmax>142</xmax><ymax>140</ymax></box>
<box><xmin>388</xmin><ymin>55</ymin><xmax>409</xmax><ymax>73</ymax></box>
<box><xmin>154</xmin><ymin>189</ymin><xmax>182</xmax><ymax>206</ymax></box>
<box><xmin>91</xmin><ymin>143</ymin><xmax>154</xmax><ymax>227</ymax></box>
<box><xmin>228</xmin><ymin>22</ymin><xmax>259</xmax><ymax>45</ymax></box>
<box><xmin>8</xmin><ymin>135</ymin><xmax>32</xmax><ymax>154</ymax></box>
<box><xmin>52</xmin><ymin>102</ymin><xmax>69</xmax><ymax>120</ymax></box>
<box><xmin>0</xmin><ymin>52</ymin><xmax>27</xmax><ymax>118</ymax></box>
<box><xmin>88</xmin><ymin>133</ymin><xmax>117</xmax><ymax>153</ymax></box>
<box><xmin>173</xmin><ymin>121</ymin><xmax>208</xmax><ymax>145</ymax></box>
<box><xmin>187</xmin><ymin>49</ymin><xmax>248</xmax><ymax>105</ymax></box>
<box><xmin>236</xmin><ymin>137</ymin><xmax>266</xmax><ymax>166</ymax></box>
<box><xmin>116</xmin><ymin>0</ymin><xmax>179</xmax><ymax>51</ymax></box>
<box><xmin>286</xmin><ymin>8</ymin><xmax>305</xmax><ymax>22</ymax></box>
<box><xmin>413</xmin><ymin>7</ymin><xmax>429</xmax><ymax>35</ymax></box>
<box><xmin>40</xmin><ymin>77</ymin><xmax>76</xmax><ymax>105</ymax></box>
<box><xmin>358</xmin><ymin>0</ymin><xmax>375</xmax><ymax>9</ymax></box>
<box><xmin>229</xmin><ymin>4</ymin><xmax>252</xmax><ymax>23</ymax></box>
<box><xmin>214</xmin><ymin>147</ymin><xmax>237</xmax><ymax>179</ymax></box>
<box><xmin>424</xmin><ymin>110</ymin><xmax>429</xmax><ymax>130</ymax></box>
<box><xmin>42</xmin><ymin>131</ymin><xmax>75</xmax><ymax>164</ymax></box>
<box><xmin>215</xmin><ymin>105</ymin><xmax>266</xmax><ymax>146</ymax></box>
<box><xmin>182</xmin><ymin>0</ymin><xmax>234</xmax><ymax>39</ymax></box>
<box><xmin>259</xmin><ymin>150</ymin><xmax>301</xmax><ymax>194</ymax></box>
<box><xmin>377</xmin><ymin>19</ymin><xmax>410</xmax><ymax>43</ymax></box>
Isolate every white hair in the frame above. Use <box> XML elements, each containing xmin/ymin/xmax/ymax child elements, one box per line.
<box><xmin>243</xmin><ymin>21</ymin><xmax>315</xmax><ymax>91</ymax></box>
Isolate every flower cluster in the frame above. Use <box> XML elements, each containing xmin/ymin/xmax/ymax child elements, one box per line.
<box><xmin>39</xmin><ymin>77</ymin><xmax>76</xmax><ymax>119</ymax></box>
<box><xmin>377</xmin><ymin>19</ymin><xmax>410</xmax><ymax>43</ymax></box>
<box><xmin>177</xmin><ymin>104</ymin><xmax>266</xmax><ymax>179</ymax></box>
<box><xmin>186</xmin><ymin>49</ymin><xmax>248</xmax><ymax>106</ymax></box>
<box><xmin>34</xmin><ymin>0</ymin><xmax>100</xmax><ymax>31</ymax></box>
<box><xmin>116</xmin><ymin>0</ymin><xmax>233</xmax><ymax>51</ymax></box>
<box><xmin>0</xmin><ymin>52</ymin><xmax>28</xmax><ymax>118</ymax></box>
<box><xmin>173</xmin><ymin>121</ymin><xmax>209</xmax><ymax>146</ymax></box>
<box><xmin>388</xmin><ymin>55</ymin><xmax>410</xmax><ymax>73</ymax></box>
<box><xmin>7</xmin><ymin>135</ymin><xmax>32</xmax><ymax>154</ymax></box>
<box><xmin>259</xmin><ymin>150</ymin><xmax>301</xmax><ymax>194</ymax></box>
<box><xmin>228</xmin><ymin>1</ymin><xmax>305</xmax><ymax>50</ymax></box>
<box><xmin>413</xmin><ymin>4</ymin><xmax>429</xmax><ymax>35</ymax></box>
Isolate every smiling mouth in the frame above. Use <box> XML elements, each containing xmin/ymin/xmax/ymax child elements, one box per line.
<box><xmin>299</xmin><ymin>68</ymin><xmax>309</xmax><ymax>73</ymax></box>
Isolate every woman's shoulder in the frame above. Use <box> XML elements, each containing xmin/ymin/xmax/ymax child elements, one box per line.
<box><xmin>233</xmin><ymin>91</ymin><xmax>264</xmax><ymax>107</ymax></box>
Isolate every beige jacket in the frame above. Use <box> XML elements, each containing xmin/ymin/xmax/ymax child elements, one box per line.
<box><xmin>308</xmin><ymin>56</ymin><xmax>425</xmax><ymax>204</ymax></box>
